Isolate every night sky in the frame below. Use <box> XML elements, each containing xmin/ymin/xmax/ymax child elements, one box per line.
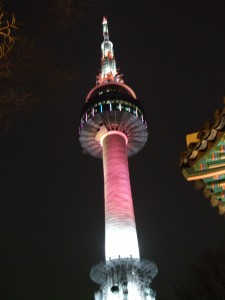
<box><xmin>1</xmin><ymin>1</ymin><xmax>225</xmax><ymax>299</ymax></box>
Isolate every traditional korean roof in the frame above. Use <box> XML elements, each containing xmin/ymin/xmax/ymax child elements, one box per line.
<box><xmin>180</xmin><ymin>99</ymin><xmax>225</xmax><ymax>217</ymax></box>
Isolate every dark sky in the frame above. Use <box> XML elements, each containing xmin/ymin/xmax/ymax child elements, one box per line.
<box><xmin>1</xmin><ymin>0</ymin><xmax>225</xmax><ymax>299</ymax></box>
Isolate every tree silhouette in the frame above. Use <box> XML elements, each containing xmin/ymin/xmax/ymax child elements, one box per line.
<box><xmin>0</xmin><ymin>0</ymin><xmax>97</xmax><ymax>128</ymax></box>
<box><xmin>174</xmin><ymin>247</ymin><xmax>225</xmax><ymax>300</ymax></box>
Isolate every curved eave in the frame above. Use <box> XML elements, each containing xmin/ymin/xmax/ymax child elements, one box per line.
<box><xmin>182</xmin><ymin>166</ymin><xmax>225</xmax><ymax>181</ymax></box>
<box><xmin>180</xmin><ymin>107</ymin><xmax>225</xmax><ymax>169</ymax></box>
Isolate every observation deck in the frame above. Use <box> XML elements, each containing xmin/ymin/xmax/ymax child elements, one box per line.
<box><xmin>79</xmin><ymin>82</ymin><xmax>148</xmax><ymax>159</ymax></box>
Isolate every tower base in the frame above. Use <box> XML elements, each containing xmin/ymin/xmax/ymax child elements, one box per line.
<box><xmin>90</xmin><ymin>257</ymin><xmax>158</xmax><ymax>300</ymax></box>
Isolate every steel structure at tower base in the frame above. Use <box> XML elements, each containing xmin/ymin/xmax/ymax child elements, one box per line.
<box><xmin>90</xmin><ymin>257</ymin><xmax>157</xmax><ymax>300</ymax></box>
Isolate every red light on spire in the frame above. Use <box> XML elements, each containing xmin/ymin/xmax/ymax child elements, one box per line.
<box><xmin>102</xmin><ymin>16</ymin><xmax>107</xmax><ymax>24</ymax></box>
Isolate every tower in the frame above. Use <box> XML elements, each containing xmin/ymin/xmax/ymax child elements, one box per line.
<box><xmin>79</xmin><ymin>17</ymin><xmax>158</xmax><ymax>300</ymax></box>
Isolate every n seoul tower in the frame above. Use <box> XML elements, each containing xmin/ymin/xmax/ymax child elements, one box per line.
<box><xmin>79</xmin><ymin>17</ymin><xmax>158</xmax><ymax>300</ymax></box>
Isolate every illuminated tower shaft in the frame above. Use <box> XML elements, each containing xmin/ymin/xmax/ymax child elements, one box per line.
<box><xmin>102</xmin><ymin>131</ymin><xmax>139</xmax><ymax>260</ymax></box>
<box><xmin>79</xmin><ymin>17</ymin><xmax>157</xmax><ymax>300</ymax></box>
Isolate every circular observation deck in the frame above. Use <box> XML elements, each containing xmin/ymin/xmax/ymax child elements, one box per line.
<box><xmin>90</xmin><ymin>257</ymin><xmax>158</xmax><ymax>287</ymax></box>
<box><xmin>79</xmin><ymin>83</ymin><xmax>148</xmax><ymax>159</ymax></box>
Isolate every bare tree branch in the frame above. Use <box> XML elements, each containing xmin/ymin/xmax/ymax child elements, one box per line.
<box><xmin>0</xmin><ymin>6</ymin><xmax>17</xmax><ymax>59</ymax></box>
<box><xmin>174</xmin><ymin>247</ymin><xmax>225</xmax><ymax>300</ymax></box>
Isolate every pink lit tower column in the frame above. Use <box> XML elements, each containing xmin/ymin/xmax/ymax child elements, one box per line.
<box><xmin>79</xmin><ymin>17</ymin><xmax>158</xmax><ymax>300</ymax></box>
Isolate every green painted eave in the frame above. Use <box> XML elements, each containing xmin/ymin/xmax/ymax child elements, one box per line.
<box><xmin>182</xmin><ymin>165</ymin><xmax>225</xmax><ymax>181</ymax></box>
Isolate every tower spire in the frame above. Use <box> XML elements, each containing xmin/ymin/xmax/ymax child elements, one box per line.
<box><xmin>96</xmin><ymin>17</ymin><xmax>123</xmax><ymax>84</ymax></box>
<box><xmin>102</xmin><ymin>16</ymin><xmax>109</xmax><ymax>41</ymax></box>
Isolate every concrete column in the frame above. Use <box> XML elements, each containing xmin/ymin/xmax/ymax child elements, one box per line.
<box><xmin>102</xmin><ymin>132</ymin><xmax>140</xmax><ymax>260</ymax></box>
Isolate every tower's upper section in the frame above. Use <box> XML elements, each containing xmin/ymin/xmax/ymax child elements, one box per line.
<box><xmin>79</xmin><ymin>18</ymin><xmax>148</xmax><ymax>159</ymax></box>
<box><xmin>96</xmin><ymin>17</ymin><xmax>123</xmax><ymax>85</ymax></box>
